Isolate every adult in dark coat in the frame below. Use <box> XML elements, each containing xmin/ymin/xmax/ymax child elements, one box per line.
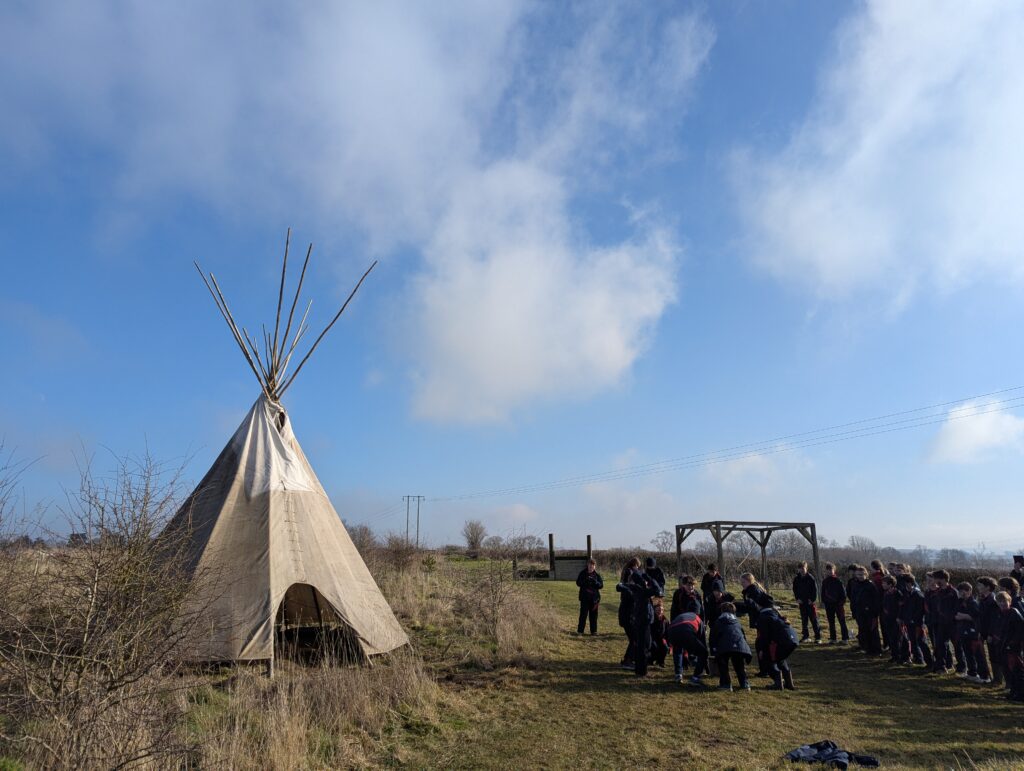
<box><xmin>710</xmin><ymin>604</ymin><xmax>751</xmax><ymax>690</ymax></box>
<box><xmin>756</xmin><ymin>606</ymin><xmax>798</xmax><ymax>690</ymax></box>
<box><xmin>792</xmin><ymin>563</ymin><xmax>822</xmax><ymax>643</ymax></box>
<box><xmin>821</xmin><ymin>563</ymin><xmax>850</xmax><ymax>643</ymax></box>
<box><xmin>616</xmin><ymin>570</ymin><xmax>663</xmax><ymax>677</ymax></box>
<box><xmin>667</xmin><ymin>612</ymin><xmax>708</xmax><ymax>684</ymax></box>
<box><xmin>575</xmin><ymin>559</ymin><xmax>604</xmax><ymax>635</ymax></box>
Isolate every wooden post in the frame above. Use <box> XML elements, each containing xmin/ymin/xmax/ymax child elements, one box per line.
<box><xmin>548</xmin><ymin>533</ymin><xmax>556</xmax><ymax>580</ymax></box>
<box><xmin>810</xmin><ymin>523</ymin><xmax>821</xmax><ymax>591</ymax></box>
<box><xmin>715</xmin><ymin>522</ymin><xmax>724</xmax><ymax>582</ymax></box>
<box><xmin>760</xmin><ymin>529</ymin><xmax>768</xmax><ymax>588</ymax></box>
<box><xmin>675</xmin><ymin>526</ymin><xmax>683</xmax><ymax>579</ymax></box>
<box><xmin>586</xmin><ymin>534</ymin><xmax>592</xmax><ymax>560</ymax></box>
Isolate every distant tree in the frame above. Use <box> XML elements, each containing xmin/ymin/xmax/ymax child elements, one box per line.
<box><xmin>482</xmin><ymin>535</ymin><xmax>504</xmax><ymax>552</ymax></box>
<box><xmin>907</xmin><ymin>544</ymin><xmax>932</xmax><ymax>569</ymax></box>
<box><xmin>935</xmin><ymin>547</ymin><xmax>971</xmax><ymax>567</ymax></box>
<box><xmin>766</xmin><ymin>531</ymin><xmax>810</xmax><ymax>559</ymax></box>
<box><xmin>650</xmin><ymin>530</ymin><xmax>674</xmax><ymax>553</ymax></box>
<box><xmin>345</xmin><ymin>522</ymin><xmax>378</xmax><ymax>556</ymax></box>
<box><xmin>462</xmin><ymin>519</ymin><xmax>487</xmax><ymax>552</ymax></box>
<box><xmin>847</xmin><ymin>535</ymin><xmax>878</xmax><ymax>559</ymax></box>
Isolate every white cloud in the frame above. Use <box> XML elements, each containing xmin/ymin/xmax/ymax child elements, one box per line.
<box><xmin>930</xmin><ymin>400</ymin><xmax>1024</xmax><ymax>464</ymax></box>
<box><xmin>735</xmin><ymin>2</ymin><xmax>1024</xmax><ymax>301</ymax></box>
<box><xmin>0</xmin><ymin>2</ymin><xmax>713</xmax><ymax>424</ymax></box>
<box><xmin>701</xmin><ymin>446</ymin><xmax>811</xmax><ymax>491</ymax></box>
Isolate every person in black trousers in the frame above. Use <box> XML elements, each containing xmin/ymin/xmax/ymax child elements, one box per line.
<box><xmin>667</xmin><ymin>611</ymin><xmax>708</xmax><ymax>685</ymax></box>
<box><xmin>931</xmin><ymin>569</ymin><xmax>960</xmax><ymax>673</ymax></box>
<box><xmin>896</xmin><ymin>573</ymin><xmax>933</xmax><ymax>667</ymax></box>
<box><xmin>575</xmin><ymin>558</ymin><xmax>603</xmax><ymax>635</ymax></box>
<box><xmin>821</xmin><ymin>562</ymin><xmax>850</xmax><ymax>644</ymax></box>
<box><xmin>850</xmin><ymin>565</ymin><xmax>882</xmax><ymax>655</ymax></box>
<box><xmin>710</xmin><ymin>602</ymin><xmax>752</xmax><ymax>691</ymax></box>
<box><xmin>757</xmin><ymin>604</ymin><xmax>799</xmax><ymax>690</ymax></box>
<box><xmin>616</xmin><ymin>567</ymin><xmax>663</xmax><ymax>677</ymax></box>
<box><xmin>792</xmin><ymin>562</ymin><xmax>822</xmax><ymax>644</ymax></box>
<box><xmin>617</xmin><ymin>558</ymin><xmax>641</xmax><ymax>668</ymax></box>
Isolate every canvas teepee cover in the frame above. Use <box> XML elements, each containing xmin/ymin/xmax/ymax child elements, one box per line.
<box><xmin>168</xmin><ymin>231</ymin><xmax>407</xmax><ymax>661</ymax></box>
<box><xmin>167</xmin><ymin>395</ymin><xmax>408</xmax><ymax>660</ymax></box>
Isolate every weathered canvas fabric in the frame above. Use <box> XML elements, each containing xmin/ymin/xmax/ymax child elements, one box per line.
<box><xmin>164</xmin><ymin>395</ymin><xmax>408</xmax><ymax>660</ymax></box>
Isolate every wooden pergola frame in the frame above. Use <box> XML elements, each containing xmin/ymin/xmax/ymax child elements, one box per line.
<box><xmin>675</xmin><ymin>520</ymin><xmax>820</xmax><ymax>586</ymax></box>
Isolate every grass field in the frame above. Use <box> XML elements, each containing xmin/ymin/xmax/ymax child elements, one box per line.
<box><xmin>401</xmin><ymin>572</ymin><xmax>1024</xmax><ymax>770</ymax></box>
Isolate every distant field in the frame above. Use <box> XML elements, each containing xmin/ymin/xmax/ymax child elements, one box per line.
<box><xmin>400</xmin><ymin>570</ymin><xmax>1024</xmax><ymax>770</ymax></box>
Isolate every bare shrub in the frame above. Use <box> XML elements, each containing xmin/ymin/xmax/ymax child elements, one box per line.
<box><xmin>0</xmin><ymin>452</ymin><xmax>211</xmax><ymax>769</ymax></box>
<box><xmin>193</xmin><ymin>651</ymin><xmax>443</xmax><ymax>769</ymax></box>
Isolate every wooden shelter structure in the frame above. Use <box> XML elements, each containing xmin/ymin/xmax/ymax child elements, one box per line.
<box><xmin>675</xmin><ymin>520</ymin><xmax>820</xmax><ymax>586</ymax></box>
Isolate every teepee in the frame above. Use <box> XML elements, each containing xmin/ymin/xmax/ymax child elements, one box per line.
<box><xmin>163</xmin><ymin>231</ymin><xmax>408</xmax><ymax>666</ymax></box>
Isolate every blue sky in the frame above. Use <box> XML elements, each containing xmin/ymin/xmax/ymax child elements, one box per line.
<box><xmin>2</xmin><ymin>1</ymin><xmax>1023</xmax><ymax>551</ymax></box>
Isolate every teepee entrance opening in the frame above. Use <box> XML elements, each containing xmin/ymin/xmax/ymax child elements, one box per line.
<box><xmin>274</xmin><ymin>583</ymin><xmax>363</xmax><ymax>665</ymax></box>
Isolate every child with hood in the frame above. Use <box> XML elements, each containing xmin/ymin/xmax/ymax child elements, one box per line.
<box><xmin>710</xmin><ymin>602</ymin><xmax>751</xmax><ymax>691</ymax></box>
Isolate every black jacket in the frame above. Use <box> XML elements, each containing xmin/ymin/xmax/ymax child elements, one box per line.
<box><xmin>670</xmin><ymin>587</ymin><xmax>702</xmax><ymax>621</ymax></box>
<box><xmin>651</xmin><ymin>615</ymin><xmax>668</xmax><ymax>643</ymax></box>
<box><xmin>667</xmin><ymin>612</ymin><xmax>705</xmax><ymax>649</ymax></box>
<box><xmin>711</xmin><ymin>613</ymin><xmax>752</xmax><ymax>660</ymax></box>
<box><xmin>979</xmin><ymin>593</ymin><xmax>1000</xmax><ymax>639</ymax></box>
<box><xmin>956</xmin><ymin>596</ymin><xmax>981</xmax><ymax>639</ymax></box>
<box><xmin>576</xmin><ymin>569</ymin><xmax>604</xmax><ymax>604</ymax></box>
<box><xmin>792</xmin><ymin>573</ymin><xmax>818</xmax><ymax>603</ymax></box>
<box><xmin>992</xmin><ymin>607</ymin><xmax>1024</xmax><ymax>652</ymax></box>
<box><xmin>935</xmin><ymin>585</ymin><xmax>960</xmax><ymax>626</ymax></box>
<box><xmin>737</xmin><ymin>584</ymin><xmax>774</xmax><ymax>629</ymax></box>
<box><xmin>756</xmin><ymin>606</ymin><xmax>799</xmax><ymax>657</ymax></box>
<box><xmin>646</xmin><ymin>565</ymin><xmax>667</xmax><ymax>590</ymax></box>
<box><xmin>897</xmin><ymin>585</ymin><xmax>926</xmax><ymax>626</ymax></box>
<box><xmin>616</xmin><ymin>573</ymin><xmax>663</xmax><ymax>628</ymax></box>
<box><xmin>850</xmin><ymin>579</ymin><xmax>880</xmax><ymax>619</ymax></box>
<box><xmin>821</xmin><ymin>575</ymin><xmax>847</xmax><ymax>607</ymax></box>
<box><xmin>881</xmin><ymin>589</ymin><xmax>901</xmax><ymax>621</ymax></box>
<box><xmin>701</xmin><ymin>571</ymin><xmax>721</xmax><ymax>603</ymax></box>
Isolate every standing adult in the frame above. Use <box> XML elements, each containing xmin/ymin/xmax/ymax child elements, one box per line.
<box><xmin>575</xmin><ymin>558</ymin><xmax>604</xmax><ymax>636</ymax></box>
<box><xmin>821</xmin><ymin>562</ymin><xmax>850</xmax><ymax>644</ymax></box>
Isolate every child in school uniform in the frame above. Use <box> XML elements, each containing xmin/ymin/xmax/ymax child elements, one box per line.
<box><xmin>880</xmin><ymin>575</ymin><xmax>904</xmax><ymax>663</ymax></box>
<box><xmin>993</xmin><ymin>591</ymin><xmax>1024</xmax><ymax>702</ymax></box>
<box><xmin>701</xmin><ymin>563</ymin><xmax>722</xmax><ymax>608</ymax></box>
<box><xmin>792</xmin><ymin>562</ymin><xmax>822</xmax><ymax>644</ymax></box>
<box><xmin>650</xmin><ymin>600</ymin><xmax>669</xmax><ymax>669</ymax></box>
<box><xmin>930</xmin><ymin>570</ymin><xmax>961</xmax><ymax>674</ymax></box>
<box><xmin>756</xmin><ymin>604</ymin><xmax>799</xmax><ymax>691</ymax></box>
<box><xmin>955</xmin><ymin>581</ymin><xmax>990</xmax><ymax>683</ymax></box>
<box><xmin>896</xmin><ymin>573</ymin><xmax>933</xmax><ymax>667</ymax></box>
<box><xmin>978</xmin><ymin>577</ymin><xmax>1002</xmax><ymax>686</ymax></box>
<box><xmin>737</xmin><ymin>572</ymin><xmax>774</xmax><ymax>676</ymax></box>
<box><xmin>671</xmin><ymin>574</ymin><xmax>703</xmax><ymax>620</ymax></box>
<box><xmin>667</xmin><ymin>611</ymin><xmax>708</xmax><ymax>685</ymax></box>
<box><xmin>710</xmin><ymin>602</ymin><xmax>752</xmax><ymax>691</ymax></box>
<box><xmin>850</xmin><ymin>565</ymin><xmax>882</xmax><ymax>655</ymax></box>
<box><xmin>821</xmin><ymin>562</ymin><xmax>850</xmax><ymax>644</ymax></box>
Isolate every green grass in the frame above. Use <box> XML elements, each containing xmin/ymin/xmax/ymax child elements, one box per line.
<box><xmin>400</xmin><ymin>576</ymin><xmax>1024</xmax><ymax>770</ymax></box>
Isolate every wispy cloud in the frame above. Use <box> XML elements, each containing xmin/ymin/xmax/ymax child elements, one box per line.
<box><xmin>0</xmin><ymin>2</ymin><xmax>713</xmax><ymax>424</ymax></box>
<box><xmin>0</xmin><ymin>301</ymin><xmax>89</xmax><ymax>365</ymax></box>
<box><xmin>734</xmin><ymin>1</ymin><xmax>1024</xmax><ymax>302</ymax></box>
<box><xmin>930</xmin><ymin>401</ymin><xmax>1024</xmax><ymax>464</ymax></box>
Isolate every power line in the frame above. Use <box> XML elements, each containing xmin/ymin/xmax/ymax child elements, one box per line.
<box><xmin>428</xmin><ymin>387</ymin><xmax>1024</xmax><ymax>503</ymax></box>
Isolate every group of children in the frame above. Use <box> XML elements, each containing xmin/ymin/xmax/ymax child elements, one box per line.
<box><xmin>611</xmin><ymin>557</ymin><xmax>800</xmax><ymax>691</ymax></box>
<box><xmin>799</xmin><ymin>558</ymin><xmax>1024</xmax><ymax>701</ymax></box>
<box><xmin>586</xmin><ymin>554</ymin><xmax>1024</xmax><ymax>701</ymax></box>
